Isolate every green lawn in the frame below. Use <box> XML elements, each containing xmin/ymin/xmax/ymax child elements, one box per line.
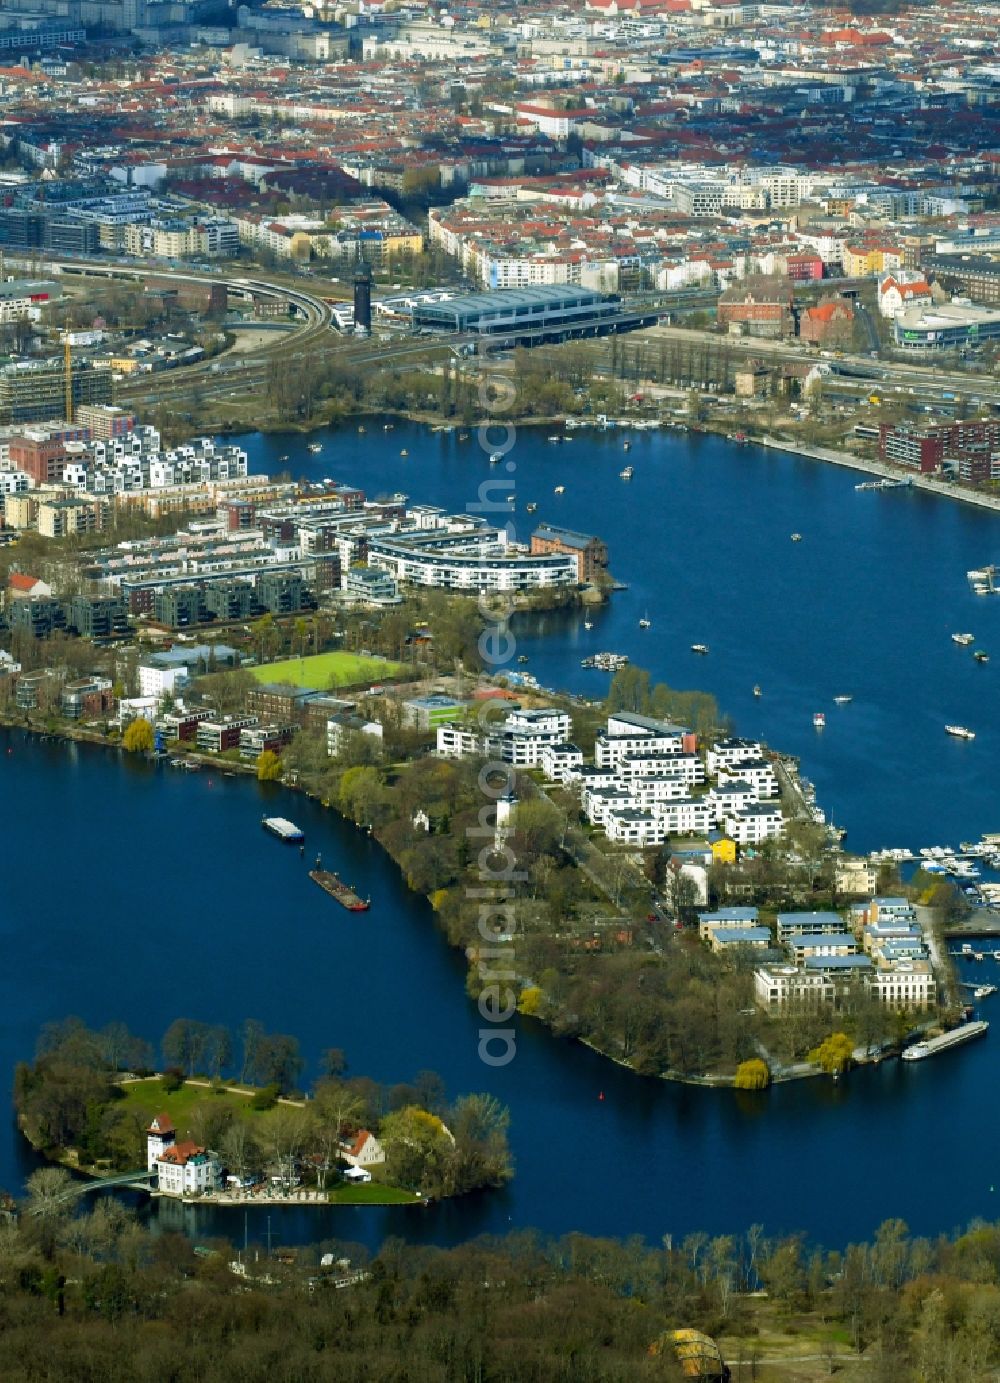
<box><xmin>122</xmin><ymin>1080</ymin><xmax>419</xmax><ymax>1205</ymax></box>
<box><xmin>328</xmin><ymin>1183</ymin><xmax>420</xmax><ymax>1206</ymax></box>
<box><xmin>250</xmin><ymin>651</ymin><xmax>403</xmax><ymax>691</ymax></box>
<box><xmin>120</xmin><ymin>1078</ymin><xmax>266</xmax><ymax>1129</ymax></box>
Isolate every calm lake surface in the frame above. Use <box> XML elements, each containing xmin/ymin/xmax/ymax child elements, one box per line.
<box><xmin>6</xmin><ymin>420</ymin><xmax>1000</xmax><ymax>1252</ymax></box>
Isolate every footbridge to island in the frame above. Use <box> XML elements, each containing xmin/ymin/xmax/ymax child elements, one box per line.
<box><xmin>36</xmin><ymin>1168</ymin><xmax>157</xmax><ymax>1211</ymax></box>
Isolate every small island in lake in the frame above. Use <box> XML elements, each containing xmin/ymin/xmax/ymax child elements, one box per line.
<box><xmin>15</xmin><ymin>1018</ymin><xmax>512</xmax><ymax>1207</ymax></box>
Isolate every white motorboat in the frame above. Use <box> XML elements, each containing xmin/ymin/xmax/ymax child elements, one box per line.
<box><xmin>945</xmin><ymin>725</ymin><xmax>976</xmax><ymax>740</ymax></box>
<box><xmin>952</xmin><ymin>633</ymin><xmax>975</xmax><ymax>646</ymax></box>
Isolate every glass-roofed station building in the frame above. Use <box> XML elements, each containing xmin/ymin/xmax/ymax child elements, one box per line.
<box><xmin>410</xmin><ymin>285</ymin><xmax>657</xmax><ymax>346</ymax></box>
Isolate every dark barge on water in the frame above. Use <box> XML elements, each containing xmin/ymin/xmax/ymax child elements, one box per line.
<box><xmin>309</xmin><ymin>856</ymin><xmax>370</xmax><ymax>911</ymax></box>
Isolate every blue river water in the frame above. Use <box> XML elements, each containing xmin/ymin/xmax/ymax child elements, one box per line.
<box><xmin>5</xmin><ymin>420</ymin><xmax>1000</xmax><ymax>1253</ymax></box>
<box><xmin>252</xmin><ymin>419</ymin><xmax>1000</xmax><ymax>855</ymax></box>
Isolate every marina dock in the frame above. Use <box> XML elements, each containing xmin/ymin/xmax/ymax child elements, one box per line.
<box><xmin>902</xmin><ymin>1020</ymin><xmax>989</xmax><ymax>1062</ymax></box>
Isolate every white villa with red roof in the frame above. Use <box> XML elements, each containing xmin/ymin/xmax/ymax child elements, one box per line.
<box><xmin>338</xmin><ymin>1128</ymin><xmax>385</xmax><ymax>1169</ymax></box>
<box><xmin>877</xmin><ymin>271</ymin><xmax>933</xmax><ymax>319</ymax></box>
<box><xmin>146</xmin><ymin>1113</ymin><xmax>221</xmax><ymax>1197</ymax></box>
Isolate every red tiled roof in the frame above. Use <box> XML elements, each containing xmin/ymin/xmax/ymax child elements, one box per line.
<box><xmin>805</xmin><ymin>301</ymin><xmax>852</xmax><ymax>323</ymax></box>
<box><xmin>342</xmin><ymin>1128</ymin><xmax>374</xmax><ymax>1158</ymax></box>
<box><xmin>159</xmin><ymin>1140</ymin><xmax>203</xmax><ymax>1166</ymax></box>
<box><xmin>8</xmin><ymin>573</ymin><xmax>40</xmax><ymax>591</ymax></box>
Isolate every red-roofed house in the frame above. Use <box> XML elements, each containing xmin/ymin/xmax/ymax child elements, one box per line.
<box><xmin>338</xmin><ymin>1128</ymin><xmax>385</xmax><ymax>1168</ymax></box>
<box><xmin>8</xmin><ymin>573</ymin><xmax>51</xmax><ymax>601</ymax></box>
<box><xmin>798</xmin><ymin>297</ymin><xmax>855</xmax><ymax>348</ymax></box>
<box><xmin>878</xmin><ymin>273</ymin><xmax>932</xmax><ymax>319</ymax></box>
<box><xmin>147</xmin><ymin>1113</ymin><xmax>220</xmax><ymax>1196</ymax></box>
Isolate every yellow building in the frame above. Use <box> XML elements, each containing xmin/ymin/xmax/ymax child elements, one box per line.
<box><xmin>709</xmin><ymin>833</ymin><xmax>737</xmax><ymax>865</ymax></box>
<box><xmin>4</xmin><ymin>494</ymin><xmax>38</xmax><ymax>529</ymax></box>
<box><xmin>843</xmin><ymin>245</ymin><xmax>881</xmax><ymax>277</ymax></box>
<box><xmin>385</xmin><ymin>230</ymin><xmax>424</xmax><ymax>260</ymax></box>
<box><xmin>37</xmin><ymin>497</ymin><xmax>106</xmax><ymax>538</ymax></box>
<box><xmin>843</xmin><ymin>244</ymin><xmax>904</xmax><ymax>278</ymax></box>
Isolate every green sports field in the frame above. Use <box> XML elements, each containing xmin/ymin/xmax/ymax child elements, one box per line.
<box><xmin>250</xmin><ymin>651</ymin><xmax>403</xmax><ymax>691</ymax></box>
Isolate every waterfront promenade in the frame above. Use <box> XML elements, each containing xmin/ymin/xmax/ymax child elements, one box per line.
<box><xmin>759</xmin><ymin>435</ymin><xmax>1000</xmax><ymax>514</ymax></box>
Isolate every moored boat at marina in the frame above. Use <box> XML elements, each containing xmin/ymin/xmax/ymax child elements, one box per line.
<box><xmin>582</xmin><ymin>651</ymin><xmax>629</xmax><ymax>671</ymax></box>
<box><xmin>262</xmin><ymin>816</ymin><xmax>304</xmax><ymax>843</ymax></box>
<box><xmin>902</xmin><ymin>1020</ymin><xmax>988</xmax><ymax>1061</ymax></box>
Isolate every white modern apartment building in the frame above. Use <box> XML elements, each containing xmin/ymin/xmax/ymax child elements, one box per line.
<box><xmin>706</xmin><ymin>781</ymin><xmax>757</xmax><ymax>821</ymax></box>
<box><xmin>436</xmin><ymin>723</ymin><xmax>483</xmax><ymax>759</ymax></box>
<box><xmin>595</xmin><ymin>713</ymin><xmax>690</xmax><ymax>769</ymax></box>
<box><xmin>870</xmin><ymin>962</ymin><xmax>936</xmax><ymax>1010</ymax></box>
<box><xmin>605</xmin><ymin>809</ymin><xmax>665</xmax><ymax>846</ymax></box>
<box><xmin>368</xmin><ymin>533</ymin><xmax>578</xmax><ymax>592</ymax></box>
<box><xmin>616</xmin><ymin>751</ymin><xmax>705</xmax><ymax>785</ymax></box>
<box><xmin>652</xmin><ymin>796</ymin><xmax>713</xmax><ymax>836</ymax></box>
<box><xmin>706</xmin><ymin>737</ymin><xmax>764</xmax><ymax>775</ymax></box>
<box><xmin>540</xmin><ymin>742</ymin><xmax>584</xmax><ymax>782</ymax></box>
<box><xmin>717</xmin><ymin>759</ymin><xmax>778</xmax><ymax>798</ymax></box>
<box><xmin>755</xmin><ymin>959</ymin><xmax>936</xmax><ymax>1011</ymax></box>
<box><xmin>436</xmin><ymin>706</ymin><xmax>572</xmax><ymax>767</ymax></box>
<box><xmin>725</xmin><ymin>803</ymin><xmax>785</xmax><ymax>845</ymax></box>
